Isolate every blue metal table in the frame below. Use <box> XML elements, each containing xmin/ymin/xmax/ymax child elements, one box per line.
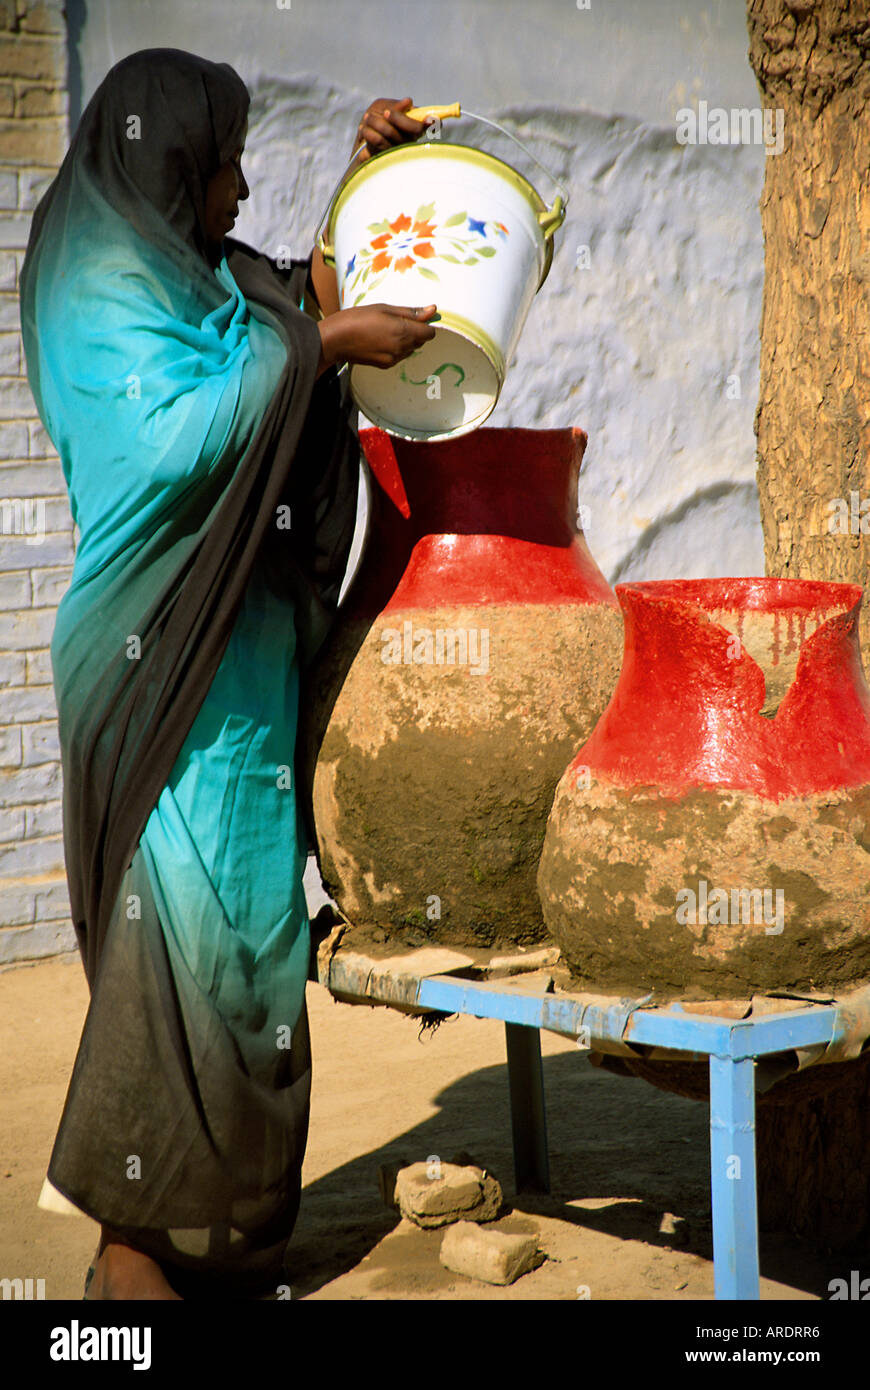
<box><xmin>316</xmin><ymin>931</ymin><xmax>870</xmax><ymax>1300</ymax></box>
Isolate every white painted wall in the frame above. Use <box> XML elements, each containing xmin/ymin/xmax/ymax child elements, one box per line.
<box><xmin>74</xmin><ymin>0</ymin><xmax>767</xmax><ymax>584</ymax></box>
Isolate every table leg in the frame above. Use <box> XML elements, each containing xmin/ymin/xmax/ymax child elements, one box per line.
<box><xmin>709</xmin><ymin>1053</ymin><xmax>760</xmax><ymax>1300</ymax></box>
<box><xmin>504</xmin><ymin>1023</ymin><xmax>550</xmax><ymax>1194</ymax></box>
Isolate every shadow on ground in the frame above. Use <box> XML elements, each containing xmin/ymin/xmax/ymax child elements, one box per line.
<box><xmin>288</xmin><ymin>1044</ymin><xmax>848</xmax><ymax>1298</ymax></box>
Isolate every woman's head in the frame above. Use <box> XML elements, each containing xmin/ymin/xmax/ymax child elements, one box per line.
<box><xmin>73</xmin><ymin>48</ymin><xmax>251</xmax><ymax>266</ymax></box>
<box><xmin>203</xmin><ymin>120</ymin><xmax>250</xmax><ymax>255</ymax></box>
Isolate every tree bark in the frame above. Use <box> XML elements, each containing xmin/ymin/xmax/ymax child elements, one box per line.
<box><xmin>747</xmin><ymin>0</ymin><xmax>870</xmax><ymax>1252</ymax></box>
<box><xmin>749</xmin><ymin>0</ymin><xmax>870</xmax><ymax>643</ymax></box>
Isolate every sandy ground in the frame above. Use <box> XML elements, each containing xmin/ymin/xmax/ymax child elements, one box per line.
<box><xmin>0</xmin><ymin>954</ymin><xmax>845</xmax><ymax>1302</ymax></box>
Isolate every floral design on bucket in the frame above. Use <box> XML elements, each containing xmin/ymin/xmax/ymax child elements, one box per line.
<box><xmin>343</xmin><ymin>203</ymin><xmax>510</xmax><ymax>305</ymax></box>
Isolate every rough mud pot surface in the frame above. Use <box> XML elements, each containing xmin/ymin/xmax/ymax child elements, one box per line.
<box><xmin>540</xmin><ymin>780</ymin><xmax>870</xmax><ymax>1000</ymax></box>
<box><xmin>2</xmin><ymin>957</ymin><xmax>858</xmax><ymax>1300</ymax></box>
<box><xmin>310</xmin><ymin>604</ymin><xmax>623</xmax><ymax>949</ymax></box>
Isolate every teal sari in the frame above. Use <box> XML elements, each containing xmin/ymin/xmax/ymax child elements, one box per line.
<box><xmin>20</xmin><ymin>49</ymin><xmax>359</xmax><ymax>1295</ymax></box>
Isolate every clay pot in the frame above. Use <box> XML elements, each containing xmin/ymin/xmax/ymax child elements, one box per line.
<box><xmin>301</xmin><ymin>426</ymin><xmax>623</xmax><ymax>949</ymax></box>
<box><xmin>538</xmin><ymin>578</ymin><xmax>870</xmax><ymax>1001</ymax></box>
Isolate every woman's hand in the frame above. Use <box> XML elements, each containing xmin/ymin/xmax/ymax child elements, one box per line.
<box><xmin>353</xmin><ymin>97</ymin><xmax>427</xmax><ymax>161</ymax></box>
<box><xmin>317</xmin><ymin>303</ymin><xmax>438</xmax><ymax>376</ymax></box>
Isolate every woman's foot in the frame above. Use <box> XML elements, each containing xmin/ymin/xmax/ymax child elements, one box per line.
<box><xmin>85</xmin><ymin>1242</ymin><xmax>182</xmax><ymax>1300</ymax></box>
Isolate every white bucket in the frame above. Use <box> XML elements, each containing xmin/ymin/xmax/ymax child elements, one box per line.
<box><xmin>317</xmin><ymin>138</ymin><xmax>565</xmax><ymax>441</ymax></box>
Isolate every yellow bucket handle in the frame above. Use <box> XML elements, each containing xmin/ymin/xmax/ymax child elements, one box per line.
<box><xmin>316</xmin><ymin>104</ymin><xmax>463</xmax><ymax>262</ymax></box>
<box><xmin>404</xmin><ymin>102</ymin><xmax>462</xmax><ymax>123</ymax></box>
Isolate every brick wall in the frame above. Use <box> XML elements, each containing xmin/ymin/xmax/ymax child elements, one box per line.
<box><xmin>0</xmin><ymin>1</ymin><xmax>76</xmax><ymax>963</ymax></box>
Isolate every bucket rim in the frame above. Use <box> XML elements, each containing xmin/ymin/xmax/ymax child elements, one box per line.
<box><xmin>325</xmin><ymin>140</ymin><xmax>556</xmax><ymax>285</ymax></box>
<box><xmin>349</xmin><ymin>311</ymin><xmax>504</xmax><ymax>441</ymax></box>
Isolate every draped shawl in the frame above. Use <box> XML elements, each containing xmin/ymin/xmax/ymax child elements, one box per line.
<box><xmin>19</xmin><ymin>48</ymin><xmax>360</xmax><ymax>1292</ymax></box>
<box><xmin>20</xmin><ymin>47</ymin><xmax>359</xmax><ymax>986</ymax></box>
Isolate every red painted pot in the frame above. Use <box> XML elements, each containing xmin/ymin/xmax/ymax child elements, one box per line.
<box><xmin>538</xmin><ymin>577</ymin><xmax>870</xmax><ymax>999</ymax></box>
<box><xmin>301</xmin><ymin>426</ymin><xmax>624</xmax><ymax>948</ymax></box>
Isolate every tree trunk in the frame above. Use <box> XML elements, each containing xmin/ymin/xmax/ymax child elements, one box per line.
<box><xmin>747</xmin><ymin>0</ymin><xmax>870</xmax><ymax>1252</ymax></box>
<box><xmin>749</xmin><ymin>0</ymin><xmax>870</xmax><ymax>641</ymax></box>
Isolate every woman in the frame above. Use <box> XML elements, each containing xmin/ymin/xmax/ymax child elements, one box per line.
<box><xmin>20</xmin><ymin>47</ymin><xmax>437</xmax><ymax>1300</ymax></box>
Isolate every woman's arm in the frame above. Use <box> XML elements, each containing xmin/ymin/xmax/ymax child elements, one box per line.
<box><xmin>315</xmin><ymin>314</ymin><xmax>340</xmax><ymax>380</ymax></box>
<box><xmin>316</xmin><ymin>304</ymin><xmax>438</xmax><ymax>380</ymax></box>
<box><xmin>309</xmin><ymin>245</ymin><xmax>341</xmax><ymax>318</ymax></box>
